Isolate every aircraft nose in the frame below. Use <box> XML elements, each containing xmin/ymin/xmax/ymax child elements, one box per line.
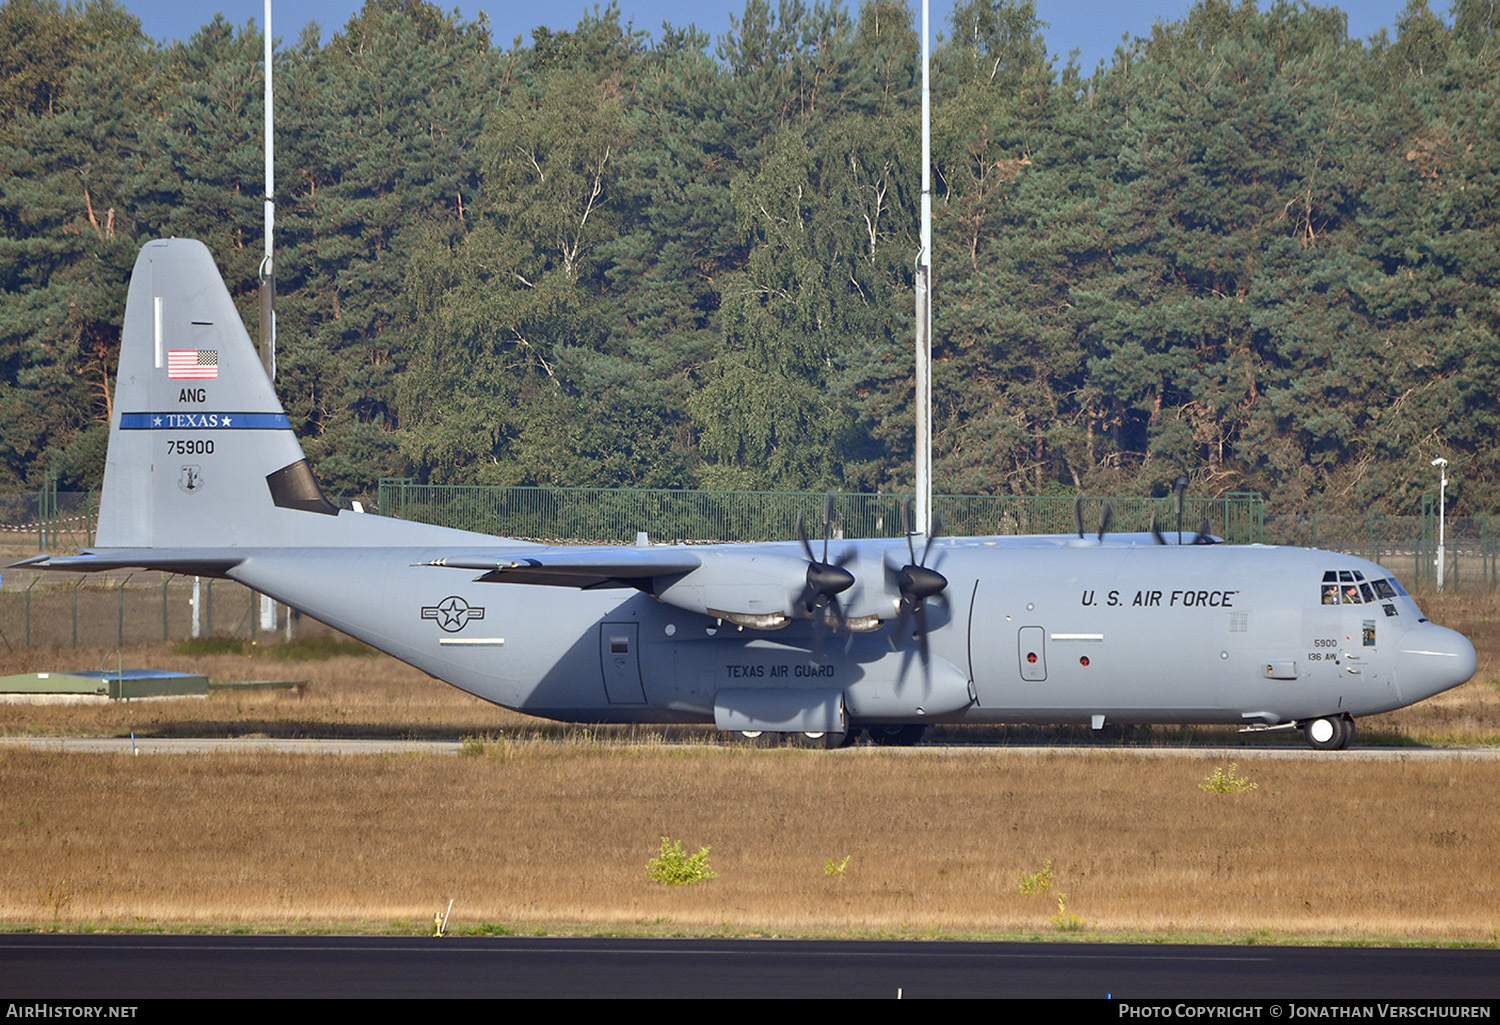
<box><xmin>1396</xmin><ymin>623</ymin><xmax>1477</xmax><ymax>701</ymax></box>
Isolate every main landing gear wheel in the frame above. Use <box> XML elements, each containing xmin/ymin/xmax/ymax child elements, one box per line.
<box><xmin>737</xmin><ymin>730</ymin><xmax>779</xmax><ymax>748</ymax></box>
<box><xmin>796</xmin><ymin>730</ymin><xmax>858</xmax><ymax>749</ymax></box>
<box><xmin>1302</xmin><ymin>715</ymin><xmax>1354</xmax><ymax>751</ymax></box>
<box><xmin>865</xmin><ymin>724</ymin><xmax>927</xmax><ymax>747</ymax></box>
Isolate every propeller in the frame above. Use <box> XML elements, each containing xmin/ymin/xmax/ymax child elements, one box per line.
<box><xmin>796</xmin><ymin>492</ymin><xmax>855</xmax><ymax>630</ymax></box>
<box><xmin>1155</xmin><ymin>475</ymin><xmax>1219</xmax><ymax>545</ymax></box>
<box><xmin>887</xmin><ymin>498</ymin><xmax>949</xmax><ymax>668</ymax></box>
<box><xmin>1173</xmin><ymin>475</ymin><xmax>1189</xmax><ymax>545</ymax></box>
<box><xmin>1192</xmin><ymin>517</ymin><xmax>1219</xmax><ymax>545</ymax></box>
<box><xmin>1074</xmin><ymin>496</ymin><xmax>1114</xmax><ymax>541</ymax></box>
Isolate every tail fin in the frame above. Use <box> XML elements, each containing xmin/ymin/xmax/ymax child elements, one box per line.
<box><xmin>96</xmin><ymin>239</ymin><xmax>337</xmax><ymax>548</ymax></box>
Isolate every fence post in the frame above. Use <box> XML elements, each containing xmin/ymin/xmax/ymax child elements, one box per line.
<box><xmin>25</xmin><ymin>577</ymin><xmax>36</xmax><ymax>647</ymax></box>
<box><xmin>117</xmin><ymin>574</ymin><xmax>131</xmax><ymax>648</ymax></box>
<box><xmin>38</xmin><ymin>472</ymin><xmax>54</xmax><ymax>550</ymax></box>
<box><xmin>1485</xmin><ymin>514</ymin><xmax>1495</xmax><ymax>591</ymax></box>
<box><xmin>1418</xmin><ymin>494</ymin><xmax>1433</xmax><ymax>591</ymax></box>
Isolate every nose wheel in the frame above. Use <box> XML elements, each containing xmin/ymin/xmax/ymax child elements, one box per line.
<box><xmin>1302</xmin><ymin>714</ymin><xmax>1354</xmax><ymax>751</ymax></box>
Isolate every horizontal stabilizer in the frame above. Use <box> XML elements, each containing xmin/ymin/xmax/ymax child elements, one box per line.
<box><xmin>14</xmin><ymin>549</ymin><xmax>246</xmax><ymax>577</ymax></box>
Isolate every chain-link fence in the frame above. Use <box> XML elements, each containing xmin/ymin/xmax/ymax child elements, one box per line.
<box><xmin>0</xmin><ymin>568</ymin><xmax>333</xmax><ymax>651</ymax></box>
<box><xmin>0</xmin><ymin>477</ymin><xmax>94</xmax><ymax>551</ymax></box>
<box><xmin>376</xmin><ymin>479</ymin><xmax>1267</xmax><ymax>546</ymax></box>
<box><xmin>1267</xmin><ymin>510</ymin><xmax>1499</xmax><ymax>592</ymax></box>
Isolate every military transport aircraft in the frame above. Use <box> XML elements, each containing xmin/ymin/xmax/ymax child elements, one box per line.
<box><xmin>19</xmin><ymin>239</ymin><xmax>1478</xmax><ymax>750</ymax></box>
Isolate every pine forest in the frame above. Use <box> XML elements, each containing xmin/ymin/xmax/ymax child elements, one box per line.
<box><xmin>1</xmin><ymin>0</ymin><xmax>1497</xmax><ymax>515</ymax></box>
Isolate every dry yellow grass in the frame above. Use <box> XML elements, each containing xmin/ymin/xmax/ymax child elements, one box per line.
<box><xmin>1</xmin><ymin>744</ymin><xmax>1497</xmax><ymax>941</ymax></box>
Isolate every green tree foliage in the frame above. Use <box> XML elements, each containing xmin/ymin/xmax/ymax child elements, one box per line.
<box><xmin>274</xmin><ymin>0</ymin><xmax>493</xmax><ymax>499</ymax></box>
<box><xmin>0</xmin><ymin>0</ymin><xmax>154</xmax><ymax>489</ymax></box>
<box><xmin>4</xmin><ymin>0</ymin><xmax>1500</xmax><ymax>514</ymax></box>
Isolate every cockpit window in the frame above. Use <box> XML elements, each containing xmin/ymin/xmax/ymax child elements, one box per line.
<box><xmin>1320</xmin><ymin>570</ymin><xmax>1405</xmax><ymax>606</ymax></box>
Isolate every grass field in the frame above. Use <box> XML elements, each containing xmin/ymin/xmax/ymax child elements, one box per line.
<box><xmin>0</xmin><ymin>592</ymin><xmax>1495</xmax><ymax>941</ymax></box>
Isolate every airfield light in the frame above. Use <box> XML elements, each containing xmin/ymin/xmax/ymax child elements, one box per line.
<box><xmin>1432</xmin><ymin>457</ymin><xmax>1449</xmax><ymax>591</ymax></box>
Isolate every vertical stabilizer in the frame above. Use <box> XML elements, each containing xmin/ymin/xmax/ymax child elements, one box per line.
<box><xmin>96</xmin><ymin>239</ymin><xmax>333</xmax><ymax>548</ymax></box>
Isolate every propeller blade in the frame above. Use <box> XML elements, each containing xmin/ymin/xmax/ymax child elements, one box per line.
<box><xmin>902</xmin><ymin>497</ymin><xmax>917</xmax><ymax>561</ymax></box>
<box><xmin>1073</xmin><ymin>496</ymin><xmax>1084</xmax><ymax>539</ymax></box>
<box><xmin>1150</xmin><ymin>511</ymin><xmax>1167</xmax><ymax>546</ymax></box>
<box><xmin>1192</xmin><ymin>517</ymin><xmax>1217</xmax><ymax>545</ymax></box>
<box><xmin>826</xmin><ymin>593</ymin><xmax>848</xmax><ymax>633</ymax></box>
<box><xmin>1173</xmin><ymin>475</ymin><xmax>1189</xmax><ymax>544</ymax></box>
<box><xmin>913</xmin><ymin>599</ymin><xmax>931</xmax><ymax>670</ymax></box>
<box><xmin>796</xmin><ymin>510</ymin><xmax>816</xmax><ymax>564</ymax></box>
<box><xmin>923</xmin><ymin>511</ymin><xmax>943</xmax><ymax>566</ymax></box>
<box><xmin>1098</xmin><ymin>501</ymin><xmax>1113</xmax><ymax>542</ymax></box>
<box><xmin>822</xmin><ymin>491</ymin><xmax>836</xmax><ymax>563</ymax></box>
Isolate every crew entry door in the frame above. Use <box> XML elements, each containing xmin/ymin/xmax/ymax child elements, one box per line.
<box><xmin>599</xmin><ymin>623</ymin><xmax>647</xmax><ymax>704</ymax></box>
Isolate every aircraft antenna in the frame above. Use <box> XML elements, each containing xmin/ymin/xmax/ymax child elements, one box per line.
<box><xmin>913</xmin><ymin>0</ymin><xmax>933</xmax><ymax>537</ymax></box>
<box><xmin>258</xmin><ymin>0</ymin><xmax>276</xmax><ymax>381</ymax></box>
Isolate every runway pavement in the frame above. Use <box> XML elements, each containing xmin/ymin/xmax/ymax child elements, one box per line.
<box><xmin>1</xmin><ymin>735</ymin><xmax>1497</xmax><ymax>758</ymax></box>
<box><xmin>4</xmin><ymin>934</ymin><xmax>1500</xmax><ymax>999</ymax></box>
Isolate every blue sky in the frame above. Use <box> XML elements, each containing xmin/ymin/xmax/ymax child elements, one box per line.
<box><xmin>125</xmin><ymin>1</ymin><xmax>1430</xmax><ymax>73</ymax></box>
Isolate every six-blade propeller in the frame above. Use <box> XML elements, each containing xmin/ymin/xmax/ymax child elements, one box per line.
<box><xmin>795</xmin><ymin>493</ymin><xmax>856</xmax><ymax>631</ymax></box>
<box><xmin>886</xmin><ymin>497</ymin><xmax>949</xmax><ymax>668</ymax></box>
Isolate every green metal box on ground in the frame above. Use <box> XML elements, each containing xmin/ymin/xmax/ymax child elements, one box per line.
<box><xmin>0</xmin><ymin>669</ymin><xmax>209</xmax><ymax>700</ymax></box>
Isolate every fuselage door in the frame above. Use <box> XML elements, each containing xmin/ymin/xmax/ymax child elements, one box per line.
<box><xmin>1019</xmin><ymin>626</ymin><xmax>1047</xmax><ymax>682</ymax></box>
<box><xmin>599</xmin><ymin>622</ymin><xmax>647</xmax><ymax>704</ymax></box>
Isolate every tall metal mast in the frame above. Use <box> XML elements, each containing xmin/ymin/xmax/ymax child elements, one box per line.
<box><xmin>258</xmin><ymin>0</ymin><xmax>276</xmax><ymax>381</ymax></box>
<box><xmin>259</xmin><ymin>1</ymin><xmax>279</xmax><ymax>636</ymax></box>
<box><xmin>913</xmin><ymin>0</ymin><xmax>933</xmax><ymax>536</ymax></box>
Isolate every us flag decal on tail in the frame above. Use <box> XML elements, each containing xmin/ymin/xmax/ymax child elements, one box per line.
<box><xmin>168</xmin><ymin>350</ymin><xmax>218</xmax><ymax>379</ymax></box>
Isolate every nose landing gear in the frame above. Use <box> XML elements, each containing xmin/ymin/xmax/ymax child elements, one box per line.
<box><xmin>1301</xmin><ymin>714</ymin><xmax>1354</xmax><ymax>751</ymax></box>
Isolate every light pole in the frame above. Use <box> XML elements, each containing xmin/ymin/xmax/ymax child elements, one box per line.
<box><xmin>1432</xmin><ymin>457</ymin><xmax>1448</xmax><ymax>591</ymax></box>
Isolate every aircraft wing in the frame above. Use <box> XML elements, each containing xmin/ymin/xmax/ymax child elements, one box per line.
<box><xmin>419</xmin><ymin>547</ymin><xmax>705</xmax><ymax>590</ymax></box>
